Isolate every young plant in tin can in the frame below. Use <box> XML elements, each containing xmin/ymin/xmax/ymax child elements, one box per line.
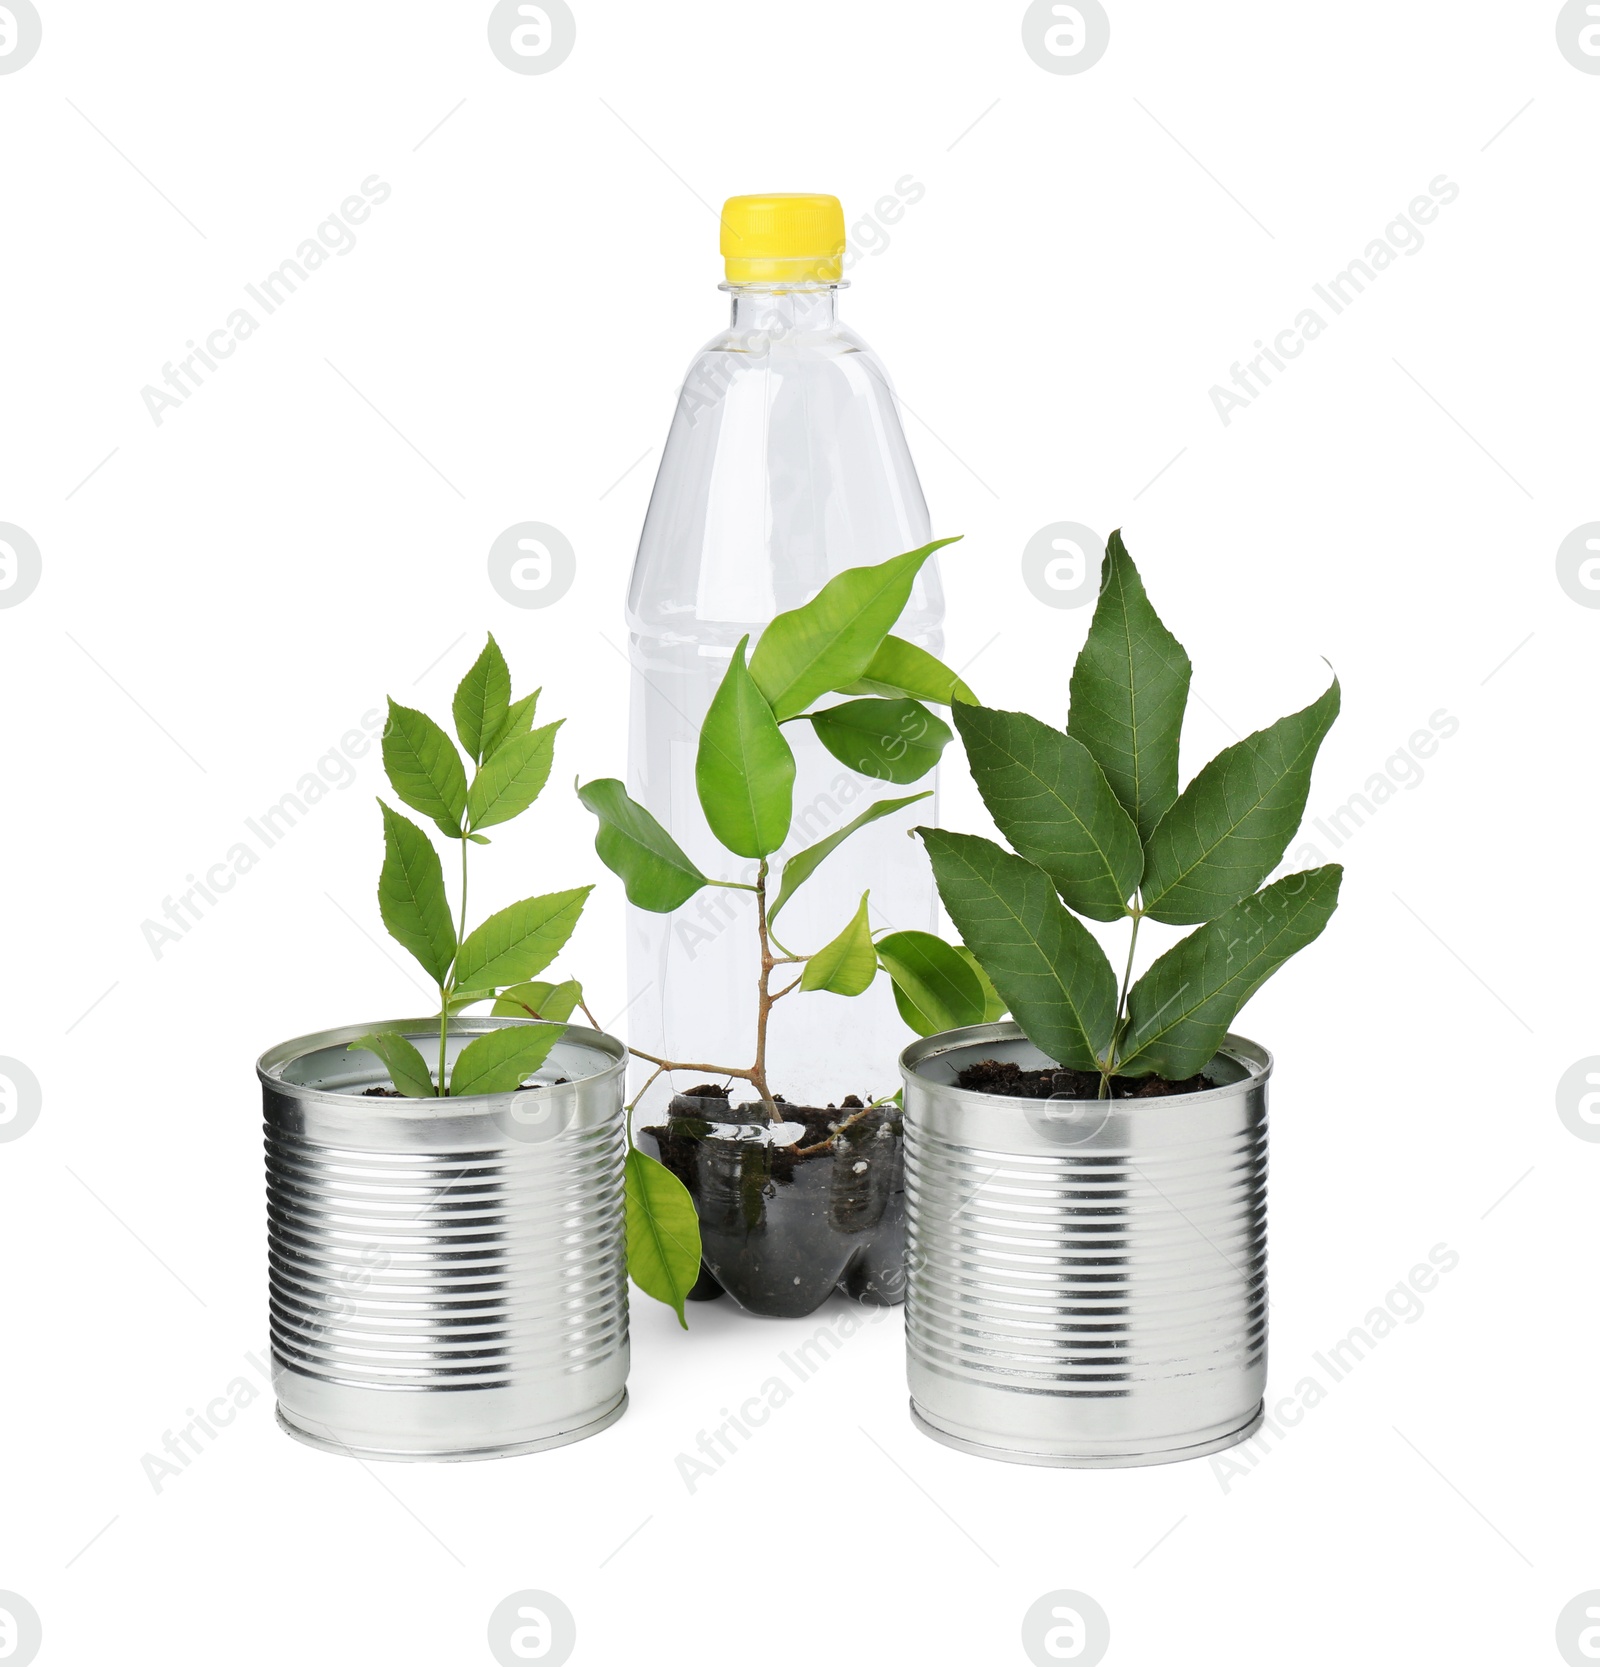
<box><xmin>345</xmin><ymin>634</ymin><xmax>702</xmax><ymax>1325</ymax></box>
<box><xmin>921</xmin><ymin>530</ymin><xmax>1343</xmax><ymax>1097</ymax></box>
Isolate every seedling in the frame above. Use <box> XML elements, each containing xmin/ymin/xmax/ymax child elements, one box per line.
<box><xmin>922</xmin><ymin>530</ymin><xmax>1343</xmax><ymax>1096</ymax></box>
<box><xmin>578</xmin><ymin>540</ymin><xmax>1008</xmax><ymax>1309</ymax></box>
<box><xmin>342</xmin><ymin>636</ymin><xmax>705</xmax><ymax>1329</ymax></box>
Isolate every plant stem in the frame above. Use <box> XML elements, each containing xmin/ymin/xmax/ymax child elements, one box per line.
<box><xmin>458</xmin><ymin>837</ymin><xmax>470</xmax><ymax>948</ymax></box>
<box><xmin>1102</xmin><ymin>907</ymin><xmax>1143</xmax><ymax>1099</ymax></box>
<box><xmin>752</xmin><ymin>859</ymin><xmax>779</xmax><ymax>1117</ymax></box>
<box><xmin>437</xmin><ymin>992</ymin><xmax>448</xmax><ymax>1097</ymax></box>
<box><xmin>438</xmin><ymin>836</ymin><xmax>471</xmax><ymax>1097</ymax></box>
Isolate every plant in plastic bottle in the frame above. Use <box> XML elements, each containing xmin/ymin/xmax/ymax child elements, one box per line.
<box><xmin>579</xmin><ymin>540</ymin><xmax>1004</xmax><ymax>1316</ymax></box>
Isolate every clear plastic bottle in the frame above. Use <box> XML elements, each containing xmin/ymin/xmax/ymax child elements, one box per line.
<box><xmin>625</xmin><ymin>194</ymin><xmax>944</xmax><ymax>1113</ymax></box>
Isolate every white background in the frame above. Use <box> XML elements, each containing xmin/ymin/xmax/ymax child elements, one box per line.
<box><xmin>1</xmin><ymin>2</ymin><xmax>1595</xmax><ymax>1663</ymax></box>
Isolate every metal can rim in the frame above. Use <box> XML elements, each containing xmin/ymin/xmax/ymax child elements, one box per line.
<box><xmin>256</xmin><ymin>1015</ymin><xmax>626</xmax><ymax>1113</ymax></box>
<box><xmin>898</xmin><ymin>1020</ymin><xmax>1272</xmax><ymax>1108</ymax></box>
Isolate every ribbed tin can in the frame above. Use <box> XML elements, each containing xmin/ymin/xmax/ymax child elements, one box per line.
<box><xmin>258</xmin><ymin>1017</ymin><xmax>629</xmax><ymax>1462</ymax></box>
<box><xmin>901</xmin><ymin>1022</ymin><xmax>1269</xmax><ymax>1468</ymax></box>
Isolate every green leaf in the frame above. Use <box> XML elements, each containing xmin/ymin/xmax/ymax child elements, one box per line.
<box><xmin>876</xmin><ymin>930</ymin><xmax>988</xmax><ymax>1036</ymax></box>
<box><xmin>381</xmin><ymin>697</ymin><xmax>470</xmax><ymax>839</ymax></box>
<box><xmin>452</xmin><ymin>634</ymin><xmax>512</xmax><ymax>765</ymax></box>
<box><xmin>448</xmin><ymin>1023</ymin><xmax>564</xmax><ymax>1096</ymax></box>
<box><xmin>347</xmin><ymin>1031</ymin><xmax>436</xmax><ymax>1098</ymax></box>
<box><xmin>484</xmin><ymin>690</ymin><xmax>541</xmax><ymax>760</ymax></box>
<box><xmin>492</xmin><ymin>978</ymin><xmax>583</xmax><ymax>1022</ymax></box>
<box><xmin>919</xmin><ymin>829</ymin><xmax>1117</xmax><ymax>1071</ymax></box>
<box><xmin>801</xmin><ymin>892</ymin><xmax>878</xmax><ymax>996</ymax></box>
<box><xmin>467</xmin><ymin>721</ymin><xmax>562</xmax><ymax>831</ymax></box>
<box><xmin>453</xmin><ymin>887</ymin><xmax>591</xmax><ymax>991</ymax></box>
<box><xmin>1066</xmin><ymin>530</ymin><xmax>1192</xmax><ymax>843</ymax></box>
<box><xmin>1140</xmin><ymin>680</ymin><xmax>1340</xmax><ymax>925</ymax></box>
<box><xmin>696</xmin><ymin>636</ymin><xmax>795</xmax><ymax>858</ymax></box>
<box><xmin>955</xmin><ymin>945</ymin><xmax>1008</xmax><ymax>1022</ymax></box>
<box><xmin>748</xmin><ymin>537</ymin><xmax>961</xmax><ymax>720</ymax></box>
<box><xmin>625</xmin><ymin>1146</ymin><xmax>702</xmax><ymax>1328</ymax></box>
<box><xmin>839</xmin><ymin>635</ymin><xmax>976</xmax><ymax>705</ymax></box>
<box><xmin>577</xmin><ymin>778</ymin><xmax>708</xmax><ymax>912</ymax></box>
<box><xmin>769</xmin><ymin>791</ymin><xmax>932</xmax><ymax>922</ymax></box>
<box><xmin>810</xmin><ymin>698</ymin><xmax>952</xmax><ymax>785</ymax></box>
<box><xmin>376</xmin><ymin>801</ymin><xmax>456</xmax><ymax>985</ymax></box>
<box><xmin>952</xmin><ymin>704</ymin><xmax>1141</xmax><ymax>922</ymax></box>
<box><xmin>1120</xmin><ymin>866</ymin><xmax>1344</xmax><ymax>1077</ymax></box>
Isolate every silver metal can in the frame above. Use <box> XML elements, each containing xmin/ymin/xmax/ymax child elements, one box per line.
<box><xmin>900</xmin><ymin>1021</ymin><xmax>1269</xmax><ymax>1468</ymax></box>
<box><xmin>259</xmin><ymin>1017</ymin><xmax>629</xmax><ymax>1462</ymax></box>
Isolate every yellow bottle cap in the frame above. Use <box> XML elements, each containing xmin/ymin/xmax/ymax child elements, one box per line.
<box><xmin>721</xmin><ymin>193</ymin><xmax>846</xmax><ymax>284</ymax></box>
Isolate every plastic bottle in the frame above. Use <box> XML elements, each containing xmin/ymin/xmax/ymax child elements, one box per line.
<box><xmin>625</xmin><ymin>193</ymin><xmax>944</xmax><ymax>1112</ymax></box>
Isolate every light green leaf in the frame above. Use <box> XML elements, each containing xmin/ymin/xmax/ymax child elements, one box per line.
<box><xmin>376</xmin><ymin>801</ymin><xmax>456</xmax><ymax>985</ymax></box>
<box><xmin>1066</xmin><ymin>530</ymin><xmax>1192</xmax><ymax>843</ymax></box>
<box><xmin>1120</xmin><ymin>866</ymin><xmax>1344</xmax><ymax>1077</ymax></box>
<box><xmin>809</xmin><ymin>698</ymin><xmax>952</xmax><ymax>785</ymax></box>
<box><xmin>381</xmin><ymin>697</ymin><xmax>469</xmax><ymax>839</ymax></box>
<box><xmin>452</xmin><ymin>634</ymin><xmax>511</xmax><ymax>765</ymax></box>
<box><xmin>839</xmin><ymin>635</ymin><xmax>976</xmax><ymax>705</ymax></box>
<box><xmin>577</xmin><ymin>778</ymin><xmax>708</xmax><ymax>912</ymax></box>
<box><xmin>769</xmin><ymin>791</ymin><xmax>931</xmax><ymax>922</ymax></box>
<box><xmin>492</xmin><ymin>979</ymin><xmax>583</xmax><ymax>1022</ymax></box>
<box><xmin>484</xmin><ymin>690</ymin><xmax>541</xmax><ymax>760</ymax></box>
<box><xmin>1140</xmin><ymin>680</ymin><xmax>1340</xmax><ymax>925</ymax></box>
<box><xmin>696</xmin><ymin>636</ymin><xmax>795</xmax><ymax>858</ymax></box>
<box><xmin>625</xmin><ymin>1146</ymin><xmax>702</xmax><ymax>1328</ymax></box>
<box><xmin>748</xmin><ymin>537</ymin><xmax>961</xmax><ymax>720</ymax></box>
<box><xmin>467</xmin><ymin>721</ymin><xmax>562</xmax><ymax>831</ymax></box>
<box><xmin>453</xmin><ymin>887</ymin><xmax>591</xmax><ymax>991</ymax></box>
<box><xmin>801</xmin><ymin>892</ymin><xmax>878</xmax><ymax>996</ymax></box>
<box><xmin>919</xmin><ymin>829</ymin><xmax>1117</xmax><ymax>1071</ymax></box>
<box><xmin>952</xmin><ymin>703</ymin><xmax>1141</xmax><ymax>922</ymax></box>
<box><xmin>448</xmin><ymin>1023</ymin><xmax>564</xmax><ymax>1096</ymax></box>
<box><xmin>346</xmin><ymin>1031</ymin><xmax>436</xmax><ymax>1098</ymax></box>
<box><xmin>446</xmin><ymin>987</ymin><xmax>498</xmax><ymax>1013</ymax></box>
<box><xmin>955</xmin><ymin>945</ymin><xmax>1008</xmax><ymax>1022</ymax></box>
<box><xmin>876</xmin><ymin>930</ymin><xmax>989</xmax><ymax>1036</ymax></box>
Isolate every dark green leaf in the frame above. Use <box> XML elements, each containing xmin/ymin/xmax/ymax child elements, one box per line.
<box><xmin>448</xmin><ymin>1023</ymin><xmax>564</xmax><ymax>1096</ymax></box>
<box><xmin>346</xmin><ymin>1031</ymin><xmax>435</xmax><ymax>1098</ymax></box>
<box><xmin>578</xmin><ymin>777</ymin><xmax>708</xmax><ymax>912</ymax></box>
<box><xmin>801</xmin><ymin>892</ymin><xmax>878</xmax><ymax>996</ymax></box>
<box><xmin>453</xmin><ymin>887</ymin><xmax>591</xmax><ymax>990</ymax></box>
<box><xmin>1120</xmin><ymin>866</ymin><xmax>1344</xmax><ymax>1077</ymax></box>
<box><xmin>376</xmin><ymin>801</ymin><xmax>456</xmax><ymax>985</ymax></box>
<box><xmin>452</xmin><ymin>635</ymin><xmax>511</xmax><ymax>765</ymax></box>
<box><xmin>810</xmin><ymin>698</ymin><xmax>951</xmax><ymax>785</ymax></box>
<box><xmin>839</xmin><ymin>635</ymin><xmax>976</xmax><ymax>705</ymax></box>
<box><xmin>919</xmin><ymin>829</ymin><xmax>1117</xmax><ymax>1071</ymax></box>
<box><xmin>876</xmin><ymin>930</ymin><xmax>988</xmax><ymax>1035</ymax></box>
<box><xmin>952</xmin><ymin>704</ymin><xmax>1141</xmax><ymax>921</ymax></box>
<box><xmin>467</xmin><ymin>721</ymin><xmax>561</xmax><ymax>831</ymax></box>
<box><xmin>1066</xmin><ymin>530</ymin><xmax>1192</xmax><ymax>842</ymax></box>
<box><xmin>492</xmin><ymin>978</ymin><xmax>583</xmax><ymax>1022</ymax></box>
<box><xmin>769</xmin><ymin>791</ymin><xmax>931</xmax><ymax>922</ymax></box>
<box><xmin>381</xmin><ymin>697</ymin><xmax>469</xmax><ymax>838</ymax></box>
<box><xmin>625</xmin><ymin>1146</ymin><xmax>702</xmax><ymax>1328</ymax></box>
<box><xmin>748</xmin><ymin>538</ymin><xmax>961</xmax><ymax>720</ymax></box>
<box><xmin>1140</xmin><ymin>680</ymin><xmax>1340</xmax><ymax>925</ymax></box>
<box><xmin>484</xmin><ymin>690</ymin><xmax>541</xmax><ymax>760</ymax></box>
<box><xmin>696</xmin><ymin>636</ymin><xmax>795</xmax><ymax>858</ymax></box>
